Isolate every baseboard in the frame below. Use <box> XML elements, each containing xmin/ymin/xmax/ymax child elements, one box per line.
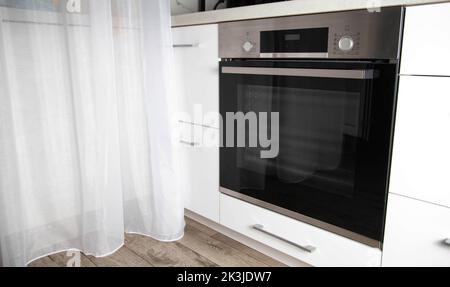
<box><xmin>184</xmin><ymin>209</ymin><xmax>310</xmax><ymax>267</ymax></box>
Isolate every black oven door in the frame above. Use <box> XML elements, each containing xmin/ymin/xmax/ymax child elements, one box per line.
<box><xmin>220</xmin><ymin>60</ymin><xmax>398</xmax><ymax>246</ymax></box>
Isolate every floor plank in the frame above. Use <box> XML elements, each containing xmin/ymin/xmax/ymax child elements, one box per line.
<box><xmin>211</xmin><ymin>233</ymin><xmax>287</xmax><ymax>267</ymax></box>
<box><xmin>28</xmin><ymin>256</ymin><xmax>59</xmax><ymax>267</ymax></box>
<box><xmin>185</xmin><ymin>217</ymin><xmax>218</xmax><ymax>237</ymax></box>
<box><xmin>125</xmin><ymin>233</ymin><xmax>218</xmax><ymax>267</ymax></box>
<box><xmin>179</xmin><ymin>224</ymin><xmax>268</xmax><ymax>267</ymax></box>
<box><xmin>87</xmin><ymin>247</ymin><xmax>152</xmax><ymax>267</ymax></box>
<box><xmin>27</xmin><ymin>217</ymin><xmax>285</xmax><ymax>267</ymax></box>
<box><xmin>49</xmin><ymin>252</ymin><xmax>96</xmax><ymax>267</ymax></box>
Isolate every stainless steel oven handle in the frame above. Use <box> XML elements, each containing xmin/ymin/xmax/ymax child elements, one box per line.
<box><xmin>222</xmin><ymin>67</ymin><xmax>376</xmax><ymax>80</ymax></box>
<box><xmin>252</xmin><ymin>224</ymin><xmax>316</xmax><ymax>253</ymax></box>
<box><xmin>173</xmin><ymin>44</ymin><xmax>200</xmax><ymax>48</ymax></box>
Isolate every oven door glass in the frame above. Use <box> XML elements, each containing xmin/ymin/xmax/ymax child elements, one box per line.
<box><xmin>220</xmin><ymin>60</ymin><xmax>397</xmax><ymax>244</ymax></box>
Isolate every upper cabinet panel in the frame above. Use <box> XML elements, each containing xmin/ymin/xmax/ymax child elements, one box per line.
<box><xmin>172</xmin><ymin>24</ymin><xmax>219</xmax><ymax>129</ymax></box>
<box><xmin>401</xmin><ymin>3</ymin><xmax>450</xmax><ymax>76</ymax></box>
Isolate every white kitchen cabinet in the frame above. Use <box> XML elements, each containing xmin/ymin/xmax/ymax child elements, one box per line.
<box><xmin>383</xmin><ymin>194</ymin><xmax>450</xmax><ymax>267</ymax></box>
<box><xmin>220</xmin><ymin>194</ymin><xmax>382</xmax><ymax>267</ymax></box>
<box><xmin>389</xmin><ymin>2</ymin><xmax>450</xmax><ymax>267</ymax></box>
<box><xmin>173</xmin><ymin>24</ymin><xmax>219</xmax><ymax>129</ymax></box>
<box><xmin>390</xmin><ymin>76</ymin><xmax>450</xmax><ymax>208</ymax></box>
<box><xmin>401</xmin><ymin>2</ymin><xmax>450</xmax><ymax>76</ymax></box>
<box><xmin>173</xmin><ymin>24</ymin><xmax>220</xmax><ymax>222</ymax></box>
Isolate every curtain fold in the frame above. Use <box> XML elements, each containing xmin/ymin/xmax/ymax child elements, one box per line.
<box><xmin>0</xmin><ymin>0</ymin><xmax>184</xmax><ymax>267</ymax></box>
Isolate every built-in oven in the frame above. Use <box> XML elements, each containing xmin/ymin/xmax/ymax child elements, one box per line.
<box><xmin>219</xmin><ymin>8</ymin><xmax>403</xmax><ymax>248</ymax></box>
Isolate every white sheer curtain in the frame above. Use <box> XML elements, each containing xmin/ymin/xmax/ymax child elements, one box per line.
<box><xmin>0</xmin><ymin>0</ymin><xmax>184</xmax><ymax>267</ymax></box>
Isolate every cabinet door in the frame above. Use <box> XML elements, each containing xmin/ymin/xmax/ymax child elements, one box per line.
<box><xmin>178</xmin><ymin>122</ymin><xmax>220</xmax><ymax>222</ymax></box>
<box><xmin>383</xmin><ymin>194</ymin><xmax>450</xmax><ymax>267</ymax></box>
<box><xmin>390</xmin><ymin>76</ymin><xmax>450</xmax><ymax>208</ymax></box>
<box><xmin>401</xmin><ymin>3</ymin><xmax>450</xmax><ymax>76</ymax></box>
<box><xmin>173</xmin><ymin>24</ymin><xmax>219</xmax><ymax>129</ymax></box>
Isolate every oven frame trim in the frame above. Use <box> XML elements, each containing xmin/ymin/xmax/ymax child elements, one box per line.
<box><xmin>219</xmin><ymin>60</ymin><xmax>392</xmax><ymax>250</ymax></box>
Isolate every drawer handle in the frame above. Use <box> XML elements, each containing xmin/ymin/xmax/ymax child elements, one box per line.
<box><xmin>179</xmin><ymin>140</ymin><xmax>200</xmax><ymax>147</ymax></box>
<box><xmin>173</xmin><ymin>44</ymin><xmax>200</xmax><ymax>48</ymax></box>
<box><xmin>444</xmin><ymin>238</ymin><xmax>450</xmax><ymax>246</ymax></box>
<box><xmin>252</xmin><ymin>224</ymin><xmax>316</xmax><ymax>253</ymax></box>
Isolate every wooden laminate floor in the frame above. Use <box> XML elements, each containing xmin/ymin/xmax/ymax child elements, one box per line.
<box><xmin>28</xmin><ymin>217</ymin><xmax>286</xmax><ymax>267</ymax></box>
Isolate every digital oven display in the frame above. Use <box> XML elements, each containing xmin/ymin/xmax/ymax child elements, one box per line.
<box><xmin>261</xmin><ymin>27</ymin><xmax>329</xmax><ymax>53</ymax></box>
<box><xmin>284</xmin><ymin>34</ymin><xmax>301</xmax><ymax>41</ymax></box>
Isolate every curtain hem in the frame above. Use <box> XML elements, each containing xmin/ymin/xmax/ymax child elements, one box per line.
<box><xmin>125</xmin><ymin>230</ymin><xmax>185</xmax><ymax>243</ymax></box>
<box><xmin>25</xmin><ymin>230</ymin><xmax>185</xmax><ymax>267</ymax></box>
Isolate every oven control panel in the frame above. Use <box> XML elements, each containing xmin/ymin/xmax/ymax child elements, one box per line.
<box><xmin>219</xmin><ymin>7</ymin><xmax>402</xmax><ymax>60</ymax></box>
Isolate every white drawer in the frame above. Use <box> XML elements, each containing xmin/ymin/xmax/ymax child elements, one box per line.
<box><xmin>390</xmin><ymin>76</ymin><xmax>450</xmax><ymax>207</ymax></box>
<box><xmin>219</xmin><ymin>194</ymin><xmax>381</xmax><ymax>267</ymax></box>
<box><xmin>173</xmin><ymin>24</ymin><xmax>219</xmax><ymax>129</ymax></box>
<box><xmin>383</xmin><ymin>194</ymin><xmax>450</xmax><ymax>267</ymax></box>
<box><xmin>401</xmin><ymin>3</ymin><xmax>450</xmax><ymax>76</ymax></box>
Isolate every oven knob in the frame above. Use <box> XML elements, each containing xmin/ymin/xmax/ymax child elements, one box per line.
<box><xmin>338</xmin><ymin>36</ymin><xmax>354</xmax><ymax>52</ymax></box>
<box><xmin>242</xmin><ymin>41</ymin><xmax>254</xmax><ymax>52</ymax></box>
